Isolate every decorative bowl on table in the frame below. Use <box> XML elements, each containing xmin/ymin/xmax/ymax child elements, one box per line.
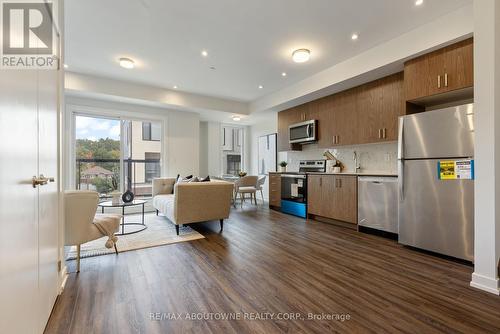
<box><xmin>238</xmin><ymin>172</ymin><xmax>247</xmax><ymax>177</ymax></box>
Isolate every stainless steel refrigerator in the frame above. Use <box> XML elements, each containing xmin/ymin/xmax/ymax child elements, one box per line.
<box><xmin>398</xmin><ymin>104</ymin><xmax>475</xmax><ymax>261</ymax></box>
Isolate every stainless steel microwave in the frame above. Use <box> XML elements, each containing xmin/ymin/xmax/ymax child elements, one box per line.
<box><xmin>289</xmin><ymin>120</ymin><xmax>317</xmax><ymax>144</ymax></box>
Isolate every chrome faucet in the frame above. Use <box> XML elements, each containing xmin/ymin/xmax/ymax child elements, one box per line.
<box><xmin>353</xmin><ymin>151</ymin><xmax>361</xmax><ymax>173</ymax></box>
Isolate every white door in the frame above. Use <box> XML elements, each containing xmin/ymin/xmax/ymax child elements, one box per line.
<box><xmin>0</xmin><ymin>55</ymin><xmax>60</xmax><ymax>334</ymax></box>
<box><xmin>0</xmin><ymin>71</ymin><xmax>40</xmax><ymax>333</ymax></box>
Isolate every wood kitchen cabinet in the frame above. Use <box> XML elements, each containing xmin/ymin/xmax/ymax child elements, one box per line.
<box><xmin>278</xmin><ymin>72</ymin><xmax>404</xmax><ymax>149</ymax></box>
<box><xmin>323</xmin><ymin>89</ymin><xmax>359</xmax><ymax>147</ymax></box>
<box><xmin>357</xmin><ymin>73</ymin><xmax>404</xmax><ymax>143</ymax></box>
<box><xmin>277</xmin><ymin>108</ymin><xmax>302</xmax><ymax>152</ymax></box>
<box><xmin>269</xmin><ymin>173</ymin><xmax>281</xmax><ymax>208</ymax></box>
<box><xmin>307</xmin><ymin>174</ymin><xmax>357</xmax><ymax>224</ymax></box>
<box><xmin>404</xmin><ymin>38</ymin><xmax>473</xmax><ymax>101</ymax></box>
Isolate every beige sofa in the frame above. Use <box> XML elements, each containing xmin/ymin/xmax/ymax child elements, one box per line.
<box><xmin>152</xmin><ymin>177</ymin><xmax>234</xmax><ymax>235</ymax></box>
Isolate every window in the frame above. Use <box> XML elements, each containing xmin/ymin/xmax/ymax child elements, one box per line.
<box><xmin>142</xmin><ymin>122</ymin><xmax>161</xmax><ymax>141</ymax></box>
<box><xmin>145</xmin><ymin>152</ymin><xmax>161</xmax><ymax>183</ymax></box>
<box><xmin>74</xmin><ymin>115</ymin><xmax>163</xmax><ymax>198</ymax></box>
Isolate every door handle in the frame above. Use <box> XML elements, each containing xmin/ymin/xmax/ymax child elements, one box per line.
<box><xmin>398</xmin><ymin>161</ymin><xmax>404</xmax><ymax>201</ymax></box>
<box><xmin>32</xmin><ymin>174</ymin><xmax>55</xmax><ymax>188</ymax></box>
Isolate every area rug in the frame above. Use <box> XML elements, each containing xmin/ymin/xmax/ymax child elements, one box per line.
<box><xmin>66</xmin><ymin>213</ymin><xmax>204</xmax><ymax>260</ymax></box>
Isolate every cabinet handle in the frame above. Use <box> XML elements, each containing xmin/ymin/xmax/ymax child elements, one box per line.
<box><xmin>319</xmin><ymin>177</ymin><xmax>322</xmax><ymax>187</ymax></box>
<box><xmin>336</xmin><ymin>136</ymin><xmax>340</xmax><ymax>144</ymax></box>
<box><xmin>333</xmin><ymin>135</ymin><xmax>336</xmax><ymax>145</ymax></box>
<box><xmin>338</xmin><ymin>178</ymin><xmax>342</xmax><ymax>188</ymax></box>
<box><xmin>438</xmin><ymin>75</ymin><xmax>441</xmax><ymax>89</ymax></box>
<box><xmin>383</xmin><ymin>128</ymin><xmax>387</xmax><ymax>139</ymax></box>
<box><xmin>444</xmin><ymin>73</ymin><xmax>448</xmax><ymax>87</ymax></box>
<box><xmin>378</xmin><ymin>129</ymin><xmax>382</xmax><ymax>139</ymax></box>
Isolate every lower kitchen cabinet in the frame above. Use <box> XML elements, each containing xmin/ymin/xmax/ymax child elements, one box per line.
<box><xmin>307</xmin><ymin>175</ymin><xmax>357</xmax><ymax>224</ymax></box>
<box><xmin>269</xmin><ymin>173</ymin><xmax>281</xmax><ymax>208</ymax></box>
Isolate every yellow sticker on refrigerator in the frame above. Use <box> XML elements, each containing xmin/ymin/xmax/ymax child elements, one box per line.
<box><xmin>438</xmin><ymin>160</ymin><xmax>474</xmax><ymax>180</ymax></box>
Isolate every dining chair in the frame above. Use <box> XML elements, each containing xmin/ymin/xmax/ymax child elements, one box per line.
<box><xmin>255</xmin><ymin>175</ymin><xmax>267</xmax><ymax>203</ymax></box>
<box><xmin>234</xmin><ymin>176</ymin><xmax>259</xmax><ymax>208</ymax></box>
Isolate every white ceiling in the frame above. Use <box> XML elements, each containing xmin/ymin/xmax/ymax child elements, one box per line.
<box><xmin>65</xmin><ymin>0</ymin><xmax>471</xmax><ymax>103</ymax></box>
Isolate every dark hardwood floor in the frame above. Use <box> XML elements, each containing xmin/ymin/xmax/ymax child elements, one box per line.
<box><xmin>45</xmin><ymin>205</ymin><xmax>500</xmax><ymax>334</ymax></box>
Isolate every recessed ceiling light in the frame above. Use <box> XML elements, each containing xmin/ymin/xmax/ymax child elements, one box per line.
<box><xmin>173</xmin><ymin>85</ymin><xmax>178</xmax><ymax>89</ymax></box>
<box><xmin>63</xmin><ymin>64</ymin><xmax>68</xmax><ymax>69</ymax></box>
<box><xmin>258</xmin><ymin>85</ymin><xmax>264</xmax><ymax>89</ymax></box>
<box><xmin>292</xmin><ymin>49</ymin><xmax>311</xmax><ymax>63</ymax></box>
<box><xmin>119</xmin><ymin>57</ymin><xmax>135</xmax><ymax>69</ymax></box>
<box><xmin>351</xmin><ymin>33</ymin><xmax>359</xmax><ymax>40</ymax></box>
<box><xmin>282</xmin><ymin>72</ymin><xmax>287</xmax><ymax>77</ymax></box>
<box><xmin>232</xmin><ymin>116</ymin><xmax>241</xmax><ymax>121</ymax></box>
<box><xmin>415</xmin><ymin>0</ymin><xmax>423</xmax><ymax>6</ymax></box>
<box><xmin>201</xmin><ymin>50</ymin><xmax>208</xmax><ymax>57</ymax></box>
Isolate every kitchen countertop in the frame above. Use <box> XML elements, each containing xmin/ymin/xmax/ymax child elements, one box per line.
<box><xmin>270</xmin><ymin>171</ymin><xmax>397</xmax><ymax>177</ymax></box>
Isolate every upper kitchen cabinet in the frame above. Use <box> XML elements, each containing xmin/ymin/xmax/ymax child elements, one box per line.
<box><xmin>324</xmin><ymin>89</ymin><xmax>358</xmax><ymax>147</ymax></box>
<box><xmin>277</xmin><ymin>107</ymin><xmax>303</xmax><ymax>152</ymax></box>
<box><xmin>357</xmin><ymin>73</ymin><xmax>404</xmax><ymax>143</ymax></box>
<box><xmin>404</xmin><ymin>38</ymin><xmax>473</xmax><ymax>102</ymax></box>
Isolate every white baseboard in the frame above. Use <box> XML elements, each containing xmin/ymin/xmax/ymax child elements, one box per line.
<box><xmin>59</xmin><ymin>265</ymin><xmax>68</xmax><ymax>295</ymax></box>
<box><xmin>470</xmin><ymin>272</ymin><xmax>500</xmax><ymax>295</ymax></box>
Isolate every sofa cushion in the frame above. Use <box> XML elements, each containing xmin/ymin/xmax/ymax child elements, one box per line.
<box><xmin>153</xmin><ymin>194</ymin><xmax>175</xmax><ymax>218</ymax></box>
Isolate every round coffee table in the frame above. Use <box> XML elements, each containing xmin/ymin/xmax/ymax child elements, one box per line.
<box><xmin>98</xmin><ymin>199</ymin><xmax>148</xmax><ymax>235</ymax></box>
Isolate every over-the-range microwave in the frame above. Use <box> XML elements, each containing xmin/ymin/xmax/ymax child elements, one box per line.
<box><xmin>289</xmin><ymin>120</ymin><xmax>317</xmax><ymax>144</ymax></box>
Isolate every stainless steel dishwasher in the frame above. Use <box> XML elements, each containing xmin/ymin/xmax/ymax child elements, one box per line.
<box><xmin>358</xmin><ymin>176</ymin><xmax>398</xmax><ymax>234</ymax></box>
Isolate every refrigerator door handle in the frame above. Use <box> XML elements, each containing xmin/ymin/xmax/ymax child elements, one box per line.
<box><xmin>398</xmin><ymin>160</ymin><xmax>404</xmax><ymax>201</ymax></box>
<box><xmin>397</xmin><ymin>117</ymin><xmax>404</xmax><ymax>160</ymax></box>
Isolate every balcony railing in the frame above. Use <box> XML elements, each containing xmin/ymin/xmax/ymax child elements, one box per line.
<box><xmin>76</xmin><ymin>158</ymin><xmax>161</xmax><ymax>198</ymax></box>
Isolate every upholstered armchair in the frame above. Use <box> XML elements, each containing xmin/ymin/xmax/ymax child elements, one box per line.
<box><xmin>64</xmin><ymin>191</ymin><xmax>121</xmax><ymax>272</ymax></box>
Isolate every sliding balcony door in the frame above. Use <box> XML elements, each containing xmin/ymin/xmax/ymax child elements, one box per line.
<box><xmin>74</xmin><ymin>115</ymin><xmax>162</xmax><ymax>199</ymax></box>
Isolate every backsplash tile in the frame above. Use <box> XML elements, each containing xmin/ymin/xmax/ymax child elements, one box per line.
<box><xmin>279</xmin><ymin>142</ymin><xmax>398</xmax><ymax>174</ymax></box>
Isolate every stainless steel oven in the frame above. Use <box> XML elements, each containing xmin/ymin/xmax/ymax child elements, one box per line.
<box><xmin>289</xmin><ymin>120</ymin><xmax>317</xmax><ymax>144</ymax></box>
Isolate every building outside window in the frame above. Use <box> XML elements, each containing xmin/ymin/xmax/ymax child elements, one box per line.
<box><xmin>142</xmin><ymin>122</ymin><xmax>161</xmax><ymax>141</ymax></box>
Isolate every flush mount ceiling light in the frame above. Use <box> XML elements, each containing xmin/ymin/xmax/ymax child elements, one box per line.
<box><xmin>292</xmin><ymin>49</ymin><xmax>311</xmax><ymax>63</ymax></box>
<box><xmin>351</xmin><ymin>33</ymin><xmax>359</xmax><ymax>40</ymax></box>
<box><xmin>201</xmin><ymin>50</ymin><xmax>208</xmax><ymax>57</ymax></box>
<box><xmin>282</xmin><ymin>72</ymin><xmax>287</xmax><ymax>77</ymax></box>
<box><xmin>415</xmin><ymin>0</ymin><xmax>423</xmax><ymax>6</ymax></box>
<box><xmin>258</xmin><ymin>85</ymin><xmax>264</xmax><ymax>89</ymax></box>
<box><xmin>173</xmin><ymin>85</ymin><xmax>178</xmax><ymax>89</ymax></box>
<box><xmin>232</xmin><ymin>115</ymin><xmax>241</xmax><ymax>121</ymax></box>
<box><xmin>63</xmin><ymin>64</ymin><xmax>68</xmax><ymax>69</ymax></box>
<box><xmin>119</xmin><ymin>57</ymin><xmax>135</xmax><ymax>69</ymax></box>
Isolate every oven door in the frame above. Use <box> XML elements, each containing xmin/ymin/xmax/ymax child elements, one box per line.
<box><xmin>289</xmin><ymin>120</ymin><xmax>316</xmax><ymax>144</ymax></box>
<box><xmin>281</xmin><ymin>174</ymin><xmax>307</xmax><ymax>203</ymax></box>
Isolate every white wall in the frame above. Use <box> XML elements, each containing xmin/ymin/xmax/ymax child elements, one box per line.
<box><xmin>248</xmin><ymin>112</ymin><xmax>278</xmax><ymax>200</ymax></box>
<box><xmin>199</xmin><ymin>122</ymin><xmax>208</xmax><ymax>176</ymax></box>
<box><xmin>470</xmin><ymin>0</ymin><xmax>500</xmax><ymax>295</ymax></box>
<box><xmin>65</xmin><ymin>96</ymin><xmax>200</xmax><ymax>185</ymax></box>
